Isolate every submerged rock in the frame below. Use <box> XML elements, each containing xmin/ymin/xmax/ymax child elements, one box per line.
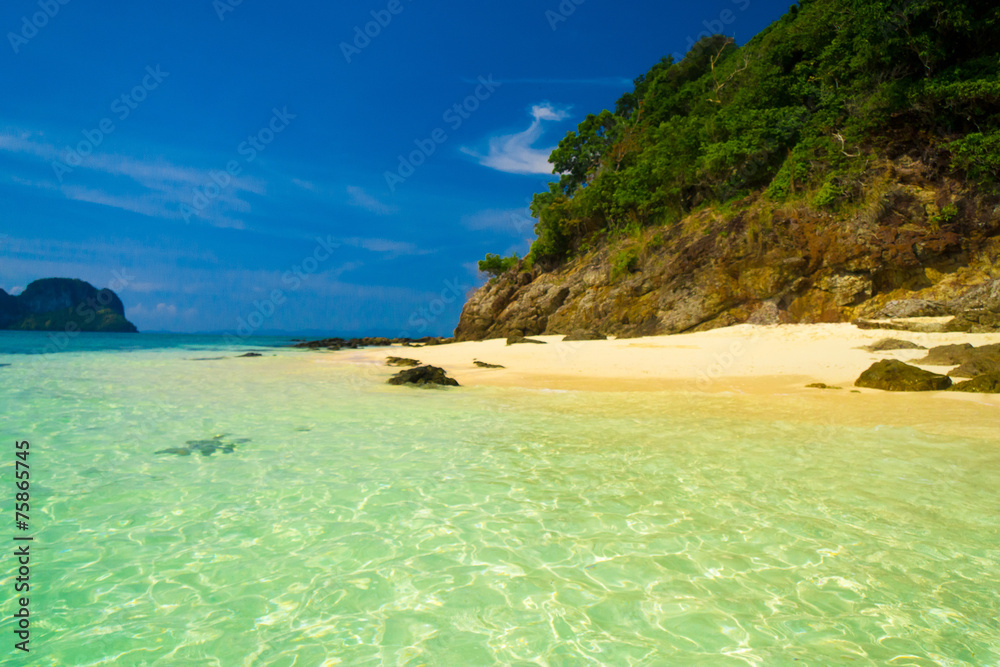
<box><xmin>237</xmin><ymin>352</ymin><xmax>263</xmax><ymax>358</ymax></box>
<box><xmin>156</xmin><ymin>434</ymin><xmax>248</xmax><ymax>457</ymax></box>
<box><xmin>855</xmin><ymin>360</ymin><xmax>952</xmax><ymax>392</ymax></box>
<box><xmin>386</xmin><ymin>356</ymin><xmax>421</xmax><ymax>367</ymax></box>
<box><xmin>387</xmin><ymin>365</ymin><xmax>459</xmax><ymax>387</ymax></box>
<box><xmin>948</xmin><ymin>373</ymin><xmax>1000</xmax><ymax>393</ymax></box>
<box><xmin>861</xmin><ymin>338</ymin><xmax>926</xmax><ymax>352</ymax></box>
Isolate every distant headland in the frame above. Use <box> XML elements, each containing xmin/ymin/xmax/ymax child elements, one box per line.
<box><xmin>0</xmin><ymin>278</ymin><xmax>138</xmax><ymax>333</ymax></box>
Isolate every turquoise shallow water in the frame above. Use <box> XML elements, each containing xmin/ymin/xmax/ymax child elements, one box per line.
<box><xmin>1</xmin><ymin>332</ymin><xmax>999</xmax><ymax>665</ymax></box>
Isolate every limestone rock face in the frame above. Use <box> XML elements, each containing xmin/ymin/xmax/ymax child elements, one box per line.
<box><xmin>453</xmin><ymin>165</ymin><xmax>1000</xmax><ymax>341</ymax></box>
<box><xmin>855</xmin><ymin>360</ymin><xmax>952</xmax><ymax>392</ymax></box>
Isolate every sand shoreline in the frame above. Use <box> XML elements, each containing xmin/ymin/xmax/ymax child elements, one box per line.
<box><xmin>342</xmin><ymin>323</ymin><xmax>1000</xmax><ymax>395</ymax></box>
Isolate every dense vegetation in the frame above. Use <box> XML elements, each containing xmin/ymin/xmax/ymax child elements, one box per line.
<box><xmin>482</xmin><ymin>0</ymin><xmax>1000</xmax><ymax>273</ymax></box>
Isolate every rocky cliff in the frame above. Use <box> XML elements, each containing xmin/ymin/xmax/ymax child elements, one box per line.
<box><xmin>0</xmin><ymin>278</ymin><xmax>138</xmax><ymax>333</ymax></box>
<box><xmin>455</xmin><ymin>158</ymin><xmax>1000</xmax><ymax>340</ymax></box>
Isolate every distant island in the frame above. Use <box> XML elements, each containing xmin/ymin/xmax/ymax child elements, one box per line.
<box><xmin>0</xmin><ymin>278</ymin><xmax>138</xmax><ymax>333</ymax></box>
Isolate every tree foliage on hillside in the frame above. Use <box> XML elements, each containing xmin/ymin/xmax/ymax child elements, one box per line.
<box><xmin>484</xmin><ymin>0</ymin><xmax>1000</xmax><ymax>272</ymax></box>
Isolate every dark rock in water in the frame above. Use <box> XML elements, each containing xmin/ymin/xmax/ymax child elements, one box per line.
<box><xmin>474</xmin><ymin>360</ymin><xmax>505</xmax><ymax>369</ymax></box>
<box><xmin>387</xmin><ymin>365</ymin><xmax>459</xmax><ymax>387</ymax></box>
<box><xmin>156</xmin><ymin>435</ymin><xmax>248</xmax><ymax>457</ymax></box>
<box><xmin>386</xmin><ymin>356</ymin><xmax>421</xmax><ymax>367</ymax></box>
<box><xmin>155</xmin><ymin>447</ymin><xmax>192</xmax><ymax>456</ymax></box>
<box><xmin>563</xmin><ymin>331</ymin><xmax>607</xmax><ymax>341</ymax></box>
<box><xmin>506</xmin><ymin>336</ymin><xmax>547</xmax><ymax>345</ymax></box>
<box><xmin>876</xmin><ymin>300</ymin><xmax>951</xmax><ymax>319</ymax></box>
<box><xmin>915</xmin><ymin>343</ymin><xmax>976</xmax><ymax>366</ymax></box>
<box><xmin>948</xmin><ymin>372</ymin><xmax>1000</xmax><ymax>393</ymax></box>
<box><xmin>0</xmin><ymin>363</ymin><xmax>9</xmax><ymax>368</ymax></box>
<box><xmin>806</xmin><ymin>383</ymin><xmax>841</xmax><ymax>389</ymax></box>
<box><xmin>191</xmin><ymin>357</ymin><xmax>227</xmax><ymax>361</ymax></box>
<box><xmin>292</xmin><ymin>336</ymin><xmax>454</xmax><ymax>350</ymax></box>
<box><xmin>237</xmin><ymin>353</ymin><xmax>263</xmax><ymax>358</ymax></box>
<box><xmin>855</xmin><ymin>360</ymin><xmax>952</xmax><ymax>392</ymax></box>
<box><xmin>861</xmin><ymin>338</ymin><xmax>926</xmax><ymax>352</ymax></box>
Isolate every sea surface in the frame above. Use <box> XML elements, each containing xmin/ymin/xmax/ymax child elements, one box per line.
<box><xmin>1</xmin><ymin>330</ymin><xmax>998</xmax><ymax>666</ymax></box>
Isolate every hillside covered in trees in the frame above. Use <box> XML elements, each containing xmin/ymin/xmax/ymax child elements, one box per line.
<box><xmin>458</xmin><ymin>0</ymin><xmax>1000</xmax><ymax>340</ymax></box>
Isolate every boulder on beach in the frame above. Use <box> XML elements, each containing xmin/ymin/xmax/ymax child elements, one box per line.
<box><xmin>563</xmin><ymin>331</ymin><xmax>607</xmax><ymax>342</ymax></box>
<box><xmin>914</xmin><ymin>344</ymin><xmax>976</xmax><ymax>366</ymax></box>
<box><xmin>949</xmin><ymin>356</ymin><xmax>1000</xmax><ymax>378</ymax></box>
<box><xmin>387</xmin><ymin>365</ymin><xmax>459</xmax><ymax>387</ymax></box>
<box><xmin>861</xmin><ymin>338</ymin><xmax>926</xmax><ymax>352</ymax></box>
<box><xmin>386</xmin><ymin>356</ymin><xmax>421</xmax><ymax>367</ymax></box>
<box><xmin>507</xmin><ymin>336</ymin><xmax>547</xmax><ymax>345</ymax></box>
<box><xmin>948</xmin><ymin>373</ymin><xmax>1000</xmax><ymax>393</ymax></box>
<box><xmin>855</xmin><ymin>360</ymin><xmax>952</xmax><ymax>392</ymax></box>
<box><xmin>474</xmin><ymin>360</ymin><xmax>504</xmax><ymax>369</ymax></box>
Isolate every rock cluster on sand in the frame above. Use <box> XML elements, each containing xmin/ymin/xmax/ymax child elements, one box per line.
<box><xmin>855</xmin><ymin>343</ymin><xmax>1000</xmax><ymax>392</ymax></box>
<box><xmin>474</xmin><ymin>360</ymin><xmax>504</xmax><ymax>369</ymax></box>
<box><xmin>855</xmin><ymin>360</ymin><xmax>952</xmax><ymax>392</ymax></box>
<box><xmin>387</xmin><ymin>366</ymin><xmax>459</xmax><ymax>387</ymax></box>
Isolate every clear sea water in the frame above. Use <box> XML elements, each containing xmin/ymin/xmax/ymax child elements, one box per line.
<box><xmin>1</xmin><ymin>330</ymin><xmax>998</xmax><ymax>666</ymax></box>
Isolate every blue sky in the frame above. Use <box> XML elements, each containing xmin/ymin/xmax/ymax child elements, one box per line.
<box><xmin>0</xmin><ymin>0</ymin><xmax>792</xmax><ymax>335</ymax></box>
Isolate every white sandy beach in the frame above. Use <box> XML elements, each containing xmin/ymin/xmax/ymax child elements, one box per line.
<box><xmin>327</xmin><ymin>323</ymin><xmax>1000</xmax><ymax>439</ymax></box>
<box><xmin>349</xmin><ymin>323</ymin><xmax>1000</xmax><ymax>394</ymax></box>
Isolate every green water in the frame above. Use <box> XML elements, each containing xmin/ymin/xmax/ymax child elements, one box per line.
<box><xmin>1</xmin><ymin>333</ymin><xmax>999</xmax><ymax>665</ymax></box>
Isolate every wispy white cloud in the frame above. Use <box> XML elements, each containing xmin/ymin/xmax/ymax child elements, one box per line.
<box><xmin>461</xmin><ymin>207</ymin><xmax>535</xmax><ymax>234</ymax></box>
<box><xmin>346</xmin><ymin>185</ymin><xmax>399</xmax><ymax>216</ymax></box>
<box><xmin>0</xmin><ymin>127</ymin><xmax>263</xmax><ymax>229</ymax></box>
<box><xmin>340</xmin><ymin>236</ymin><xmax>429</xmax><ymax>257</ymax></box>
<box><xmin>463</xmin><ymin>104</ymin><xmax>570</xmax><ymax>175</ymax></box>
